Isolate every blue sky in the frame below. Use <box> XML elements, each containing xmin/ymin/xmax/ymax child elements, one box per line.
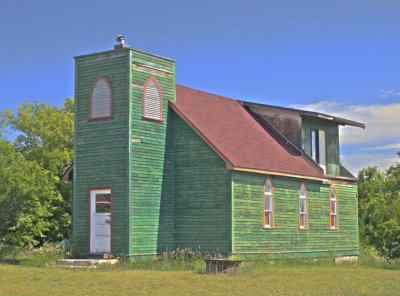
<box><xmin>1</xmin><ymin>0</ymin><xmax>399</xmax><ymax>173</ymax></box>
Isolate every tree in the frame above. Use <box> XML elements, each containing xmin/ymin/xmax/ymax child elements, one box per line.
<box><xmin>358</xmin><ymin>152</ymin><xmax>400</xmax><ymax>259</ymax></box>
<box><xmin>0</xmin><ymin>98</ymin><xmax>73</xmax><ymax>247</ymax></box>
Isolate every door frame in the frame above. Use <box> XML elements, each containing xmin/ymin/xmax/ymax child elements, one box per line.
<box><xmin>88</xmin><ymin>187</ymin><xmax>113</xmax><ymax>255</ymax></box>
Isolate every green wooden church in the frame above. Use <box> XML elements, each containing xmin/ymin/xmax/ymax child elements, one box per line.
<box><xmin>63</xmin><ymin>38</ymin><xmax>365</xmax><ymax>261</ymax></box>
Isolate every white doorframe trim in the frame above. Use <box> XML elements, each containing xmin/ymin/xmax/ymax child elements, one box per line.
<box><xmin>89</xmin><ymin>187</ymin><xmax>113</xmax><ymax>254</ymax></box>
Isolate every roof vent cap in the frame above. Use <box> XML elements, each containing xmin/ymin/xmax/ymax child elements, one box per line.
<box><xmin>116</xmin><ymin>35</ymin><xmax>124</xmax><ymax>46</ymax></box>
<box><xmin>114</xmin><ymin>35</ymin><xmax>126</xmax><ymax>50</ymax></box>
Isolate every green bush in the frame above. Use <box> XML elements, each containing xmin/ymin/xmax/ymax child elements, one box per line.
<box><xmin>358</xmin><ymin>155</ymin><xmax>400</xmax><ymax>259</ymax></box>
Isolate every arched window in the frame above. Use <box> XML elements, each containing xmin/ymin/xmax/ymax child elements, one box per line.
<box><xmin>89</xmin><ymin>75</ymin><xmax>113</xmax><ymax>120</ymax></box>
<box><xmin>299</xmin><ymin>183</ymin><xmax>308</xmax><ymax>229</ymax></box>
<box><xmin>330</xmin><ymin>186</ymin><xmax>338</xmax><ymax>229</ymax></box>
<box><xmin>263</xmin><ymin>178</ymin><xmax>274</xmax><ymax>228</ymax></box>
<box><xmin>143</xmin><ymin>77</ymin><xmax>163</xmax><ymax>121</ymax></box>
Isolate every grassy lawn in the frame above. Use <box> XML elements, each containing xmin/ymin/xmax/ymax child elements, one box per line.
<box><xmin>0</xmin><ymin>263</ymin><xmax>399</xmax><ymax>295</ymax></box>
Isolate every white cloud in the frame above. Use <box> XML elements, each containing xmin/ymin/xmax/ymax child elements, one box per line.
<box><xmin>291</xmin><ymin>101</ymin><xmax>400</xmax><ymax>146</ymax></box>
<box><xmin>379</xmin><ymin>90</ymin><xmax>394</xmax><ymax>95</ymax></box>
<box><xmin>361</xmin><ymin>143</ymin><xmax>400</xmax><ymax>151</ymax></box>
<box><xmin>341</xmin><ymin>153</ymin><xmax>399</xmax><ymax>175</ymax></box>
<box><xmin>378</xmin><ymin>89</ymin><xmax>400</xmax><ymax>98</ymax></box>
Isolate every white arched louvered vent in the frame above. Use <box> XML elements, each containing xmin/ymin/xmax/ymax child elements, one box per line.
<box><xmin>89</xmin><ymin>75</ymin><xmax>112</xmax><ymax>119</ymax></box>
<box><xmin>143</xmin><ymin>77</ymin><xmax>162</xmax><ymax>120</ymax></box>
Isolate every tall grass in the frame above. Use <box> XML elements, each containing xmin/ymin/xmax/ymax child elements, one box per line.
<box><xmin>2</xmin><ymin>242</ymin><xmax>400</xmax><ymax>272</ymax></box>
<box><xmin>0</xmin><ymin>242</ymin><xmax>67</xmax><ymax>267</ymax></box>
<box><xmin>101</xmin><ymin>248</ymin><xmax>222</xmax><ymax>273</ymax></box>
<box><xmin>358</xmin><ymin>244</ymin><xmax>400</xmax><ymax>270</ymax></box>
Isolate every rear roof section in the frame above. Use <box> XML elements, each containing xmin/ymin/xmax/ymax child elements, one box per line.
<box><xmin>170</xmin><ymin>85</ymin><xmax>325</xmax><ymax>179</ymax></box>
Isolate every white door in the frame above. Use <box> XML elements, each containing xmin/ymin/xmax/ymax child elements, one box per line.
<box><xmin>90</xmin><ymin>188</ymin><xmax>112</xmax><ymax>254</ymax></box>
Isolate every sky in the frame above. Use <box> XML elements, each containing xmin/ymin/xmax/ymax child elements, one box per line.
<box><xmin>0</xmin><ymin>0</ymin><xmax>399</xmax><ymax>174</ymax></box>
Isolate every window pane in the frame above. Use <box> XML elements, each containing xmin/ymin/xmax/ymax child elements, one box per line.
<box><xmin>300</xmin><ymin>214</ymin><xmax>306</xmax><ymax>228</ymax></box>
<box><xmin>96</xmin><ymin>193</ymin><xmax>111</xmax><ymax>213</ymax></box>
<box><xmin>265</xmin><ymin>180</ymin><xmax>271</xmax><ymax>193</ymax></box>
<box><xmin>318</xmin><ymin>130</ymin><xmax>326</xmax><ymax>173</ymax></box>
<box><xmin>265</xmin><ymin>211</ymin><xmax>270</xmax><ymax>226</ymax></box>
<box><xmin>331</xmin><ymin>201</ymin><xmax>336</xmax><ymax>215</ymax></box>
<box><xmin>265</xmin><ymin>195</ymin><xmax>271</xmax><ymax>211</ymax></box>
<box><xmin>300</xmin><ymin>198</ymin><xmax>306</xmax><ymax>213</ymax></box>
<box><xmin>331</xmin><ymin>215</ymin><xmax>337</xmax><ymax>228</ymax></box>
<box><xmin>331</xmin><ymin>189</ymin><xmax>336</xmax><ymax>200</ymax></box>
<box><xmin>300</xmin><ymin>184</ymin><xmax>306</xmax><ymax>197</ymax></box>
<box><xmin>311</xmin><ymin>130</ymin><xmax>319</xmax><ymax>162</ymax></box>
<box><xmin>269</xmin><ymin>212</ymin><xmax>273</xmax><ymax>225</ymax></box>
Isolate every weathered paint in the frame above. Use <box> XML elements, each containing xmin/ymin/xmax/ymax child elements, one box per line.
<box><xmin>302</xmin><ymin>117</ymin><xmax>340</xmax><ymax>176</ymax></box>
<box><xmin>170</xmin><ymin>112</ymin><xmax>231</xmax><ymax>254</ymax></box>
<box><xmin>129</xmin><ymin>49</ymin><xmax>176</xmax><ymax>259</ymax></box>
<box><xmin>73</xmin><ymin>49</ymin><xmax>131</xmax><ymax>255</ymax></box>
<box><xmin>231</xmin><ymin>171</ymin><xmax>359</xmax><ymax>258</ymax></box>
<box><xmin>249</xmin><ymin>106</ymin><xmax>302</xmax><ymax>148</ymax></box>
<box><xmin>72</xmin><ymin>46</ymin><xmax>359</xmax><ymax>261</ymax></box>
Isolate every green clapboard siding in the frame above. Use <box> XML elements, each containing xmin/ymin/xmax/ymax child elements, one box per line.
<box><xmin>171</xmin><ymin>112</ymin><xmax>231</xmax><ymax>254</ymax></box>
<box><xmin>73</xmin><ymin>49</ymin><xmax>130</xmax><ymax>255</ymax></box>
<box><xmin>302</xmin><ymin>117</ymin><xmax>340</xmax><ymax>176</ymax></box>
<box><xmin>72</xmin><ymin>46</ymin><xmax>359</xmax><ymax>261</ymax></box>
<box><xmin>129</xmin><ymin>49</ymin><xmax>176</xmax><ymax>258</ymax></box>
<box><xmin>232</xmin><ymin>171</ymin><xmax>359</xmax><ymax>258</ymax></box>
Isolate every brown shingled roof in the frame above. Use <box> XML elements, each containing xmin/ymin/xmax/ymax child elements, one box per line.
<box><xmin>170</xmin><ymin>84</ymin><xmax>325</xmax><ymax>179</ymax></box>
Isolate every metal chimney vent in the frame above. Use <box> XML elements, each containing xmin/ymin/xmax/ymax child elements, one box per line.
<box><xmin>116</xmin><ymin>35</ymin><xmax>124</xmax><ymax>46</ymax></box>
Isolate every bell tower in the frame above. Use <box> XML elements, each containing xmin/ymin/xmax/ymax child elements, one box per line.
<box><xmin>72</xmin><ymin>37</ymin><xmax>176</xmax><ymax>259</ymax></box>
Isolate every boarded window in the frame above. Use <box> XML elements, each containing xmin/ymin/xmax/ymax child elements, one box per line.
<box><xmin>143</xmin><ymin>77</ymin><xmax>162</xmax><ymax>120</ymax></box>
<box><xmin>89</xmin><ymin>75</ymin><xmax>112</xmax><ymax>119</ymax></box>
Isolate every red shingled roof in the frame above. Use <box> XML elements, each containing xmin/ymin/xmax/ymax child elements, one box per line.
<box><xmin>171</xmin><ymin>84</ymin><xmax>324</xmax><ymax>179</ymax></box>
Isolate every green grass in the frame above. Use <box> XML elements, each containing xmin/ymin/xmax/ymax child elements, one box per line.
<box><xmin>1</xmin><ymin>245</ymin><xmax>400</xmax><ymax>295</ymax></box>
<box><xmin>0</xmin><ymin>263</ymin><xmax>399</xmax><ymax>295</ymax></box>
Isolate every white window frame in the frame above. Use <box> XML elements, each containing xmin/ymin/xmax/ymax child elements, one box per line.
<box><xmin>299</xmin><ymin>183</ymin><xmax>308</xmax><ymax>229</ymax></box>
<box><xmin>330</xmin><ymin>186</ymin><xmax>338</xmax><ymax>229</ymax></box>
<box><xmin>264</xmin><ymin>178</ymin><xmax>274</xmax><ymax>229</ymax></box>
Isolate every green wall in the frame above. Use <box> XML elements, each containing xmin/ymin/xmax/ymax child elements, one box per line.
<box><xmin>129</xmin><ymin>49</ymin><xmax>176</xmax><ymax>258</ymax></box>
<box><xmin>232</xmin><ymin>171</ymin><xmax>359</xmax><ymax>258</ymax></box>
<box><xmin>170</xmin><ymin>112</ymin><xmax>232</xmax><ymax>254</ymax></box>
<box><xmin>302</xmin><ymin>117</ymin><xmax>340</xmax><ymax>176</ymax></box>
<box><xmin>73</xmin><ymin>49</ymin><xmax>130</xmax><ymax>255</ymax></box>
<box><xmin>72</xmin><ymin>47</ymin><xmax>358</xmax><ymax>260</ymax></box>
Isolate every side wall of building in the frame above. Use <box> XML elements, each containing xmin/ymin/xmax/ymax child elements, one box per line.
<box><xmin>73</xmin><ymin>50</ymin><xmax>130</xmax><ymax>255</ymax></box>
<box><xmin>232</xmin><ymin>171</ymin><xmax>359</xmax><ymax>258</ymax></box>
<box><xmin>170</xmin><ymin>112</ymin><xmax>232</xmax><ymax>254</ymax></box>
